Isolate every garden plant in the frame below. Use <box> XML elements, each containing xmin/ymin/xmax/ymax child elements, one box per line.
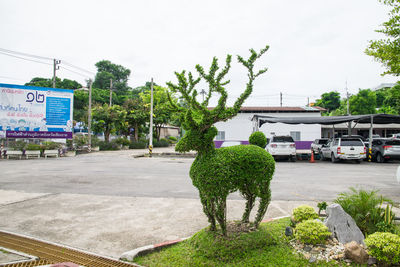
<box><xmin>167</xmin><ymin>46</ymin><xmax>275</xmax><ymax>235</ymax></box>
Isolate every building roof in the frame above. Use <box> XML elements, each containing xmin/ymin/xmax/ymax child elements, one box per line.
<box><xmin>255</xmin><ymin>114</ymin><xmax>400</xmax><ymax>127</ymax></box>
<box><xmin>208</xmin><ymin>106</ymin><xmax>326</xmax><ymax>113</ymax></box>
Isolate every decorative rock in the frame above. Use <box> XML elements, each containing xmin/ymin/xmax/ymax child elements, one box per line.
<box><xmin>304</xmin><ymin>246</ymin><xmax>312</xmax><ymax>252</ymax></box>
<box><xmin>285</xmin><ymin>226</ymin><xmax>293</xmax><ymax>236</ymax></box>
<box><xmin>324</xmin><ymin>204</ymin><xmax>365</xmax><ymax>245</ymax></box>
<box><xmin>344</xmin><ymin>241</ymin><xmax>369</xmax><ymax>264</ymax></box>
<box><xmin>309</xmin><ymin>256</ymin><xmax>317</xmax><ymax>263</ymax></box>
<box><xmin>367</xmin><ymin>257</ymin><xmax>377</xmax><ymax>266</ymax></box>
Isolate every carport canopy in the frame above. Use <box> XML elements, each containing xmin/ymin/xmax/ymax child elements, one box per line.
<box><xmin>253</xmin><ymin>114</ymin><xmax>400</xmax><ymax>127</ymax></box>
<box><xmin>252</xmin><ymin>113</ymin><xmax>400</xmax><ymax>151</ymax></box>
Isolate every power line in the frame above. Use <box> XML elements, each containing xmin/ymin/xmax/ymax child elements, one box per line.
<box><xmin>0</xmin><ymin>51</ymin><xmax>52</xmax><ymax>66</ymax></box>
<box><xmin>60</xmin><ymin>66</ymin><xmax>92</xmax><ymax>78</ymax></box>
<box><xmin>62</xmin><ymin>61</ymin><xmax>95</xmax><ymax>75</ymax></box>
<box><xmin>0</xmin><ymin>47</ymin><xmax>53</xmax><ymax>61</ymax></box>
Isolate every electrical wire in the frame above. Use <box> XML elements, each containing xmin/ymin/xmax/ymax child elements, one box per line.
<box><xmin>0</xmin><ymin>47</ymin><xmax>53</xmax><ymax>61</ymax></box>
<box><xmin>0</xmin><ymin>51</ymin><xmax>52</xmax><ymax>66</ymax></box>
<box><xmin>59</xmin><ymin>66</ymin><xmax>91</xmax><ymax>78</ymax></box>
<box><xmin>62</xmin><ymin>61</ymin><xmax>95</xmax><ymax>75</ymax></box>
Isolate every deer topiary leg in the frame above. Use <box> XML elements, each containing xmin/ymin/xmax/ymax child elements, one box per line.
<box><xmin>199</xmin><ymin>192</ymin><xmax>216</xmax><ymax>231</ymax></box>
<box><xmin>215</xmin><ymin>197</ymin><xmax>227</xmax><ymax>236</ymax></box>
<box><xmin>254</xmin><ymin>187</ymin><xmax>271</xmax><ymax>228</ymax></box>
<box><xmin>241</xmin><ymin>191</ymin><xmax>256</xmax><ymax>223</ymax></box>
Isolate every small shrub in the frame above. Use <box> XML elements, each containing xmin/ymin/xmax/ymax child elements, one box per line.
<box><xmin>26</xmin><ymin>144</ymin><xmax>41</xmax><ymax>150</ymax></box>
<box><xmin>73</xmin><ymin>135</ymin><xmax>88</xmax><ymax>148</ymax></box>
<box><xmin>154</xmin><ymin>138</ymin><xmax>169</xmax><ymax>147</ymax></box>
<box><xmin>167</xmin><ymin>136</ymin><xmax>178</xmax><ymax>144</ymax></box>
<box><xmin>334</xmin><ymin>187</ymin><xmax>395</xmax><ymax>235</ymax></box>
<box><xmin>249</xmin><ymin>131</ymin><xmax>267</xmax><ymax>148</ymax></box>
<box><xmin>292</xmin><ymin>205</ymin><xmax>318</xmax><ymax>223</ymax></box>
<box><xmin>365</xmin><ymin>232</ymin><xmax>400</xmax><ymax>265</ymax></box>
<box><xmin>11</xmin><ymin>140</ymin><xmax>27</xmax><ymax>151</ymax></box>
<box><xmin>42</xmin><ymin>141</ymin><xmax>61</xmax><ymax>150</ymax></box>
<box><xmin>295</xmin><ymin>219</ymin><xmax>331</xmax><ymax>245</ymax></box>
<box><xmin>317</xmin><ymin>201</ymin><xmax>327</xmax><ymax>215</ymax></box>
<box><xmin>129</xmin><ymin>141</ymin><xmax>147</xmax><ymax>149</ymax></box>
<box><xmin>98</xmin><ymin>140</ymin><xmax>120</xmax><ymax>151</ymax></box>
<box><xmin>115</xmin><ymin>137</ymin><xmax>130</xmax><ymax>146</ymax></box>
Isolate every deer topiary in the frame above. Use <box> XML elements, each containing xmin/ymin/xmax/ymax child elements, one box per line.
<box><xmin>167</xmin><ymin>46</ymin><xmax>275</xmax><ymax>235</ymax></box>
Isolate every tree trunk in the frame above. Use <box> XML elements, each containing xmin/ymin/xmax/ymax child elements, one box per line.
<box><xmin>104</xmin><ymin>128</ymin><xmax>110</xmax><ymax>143</ymax></box>
<box><xmin>134</xmin><ymin>123</ymin><xmax>139</xmax><ymax>142</ymax></box>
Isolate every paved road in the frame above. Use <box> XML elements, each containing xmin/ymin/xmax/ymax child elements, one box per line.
<box><xmin>1</xmin><ymin>149</ymin><xmax>399</xmax><ymax>202</ymax></box>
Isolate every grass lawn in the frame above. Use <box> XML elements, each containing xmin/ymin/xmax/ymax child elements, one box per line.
<box><xmin>132</xmin><ymin>218</ymin><xmax>360</xmax><ymax>267</ymax></box>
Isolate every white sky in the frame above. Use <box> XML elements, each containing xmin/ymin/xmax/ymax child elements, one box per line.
<box><xmin>0</xmin><ymin>0</ymin><xmax>398</xmax><ymax>107</ymax></box>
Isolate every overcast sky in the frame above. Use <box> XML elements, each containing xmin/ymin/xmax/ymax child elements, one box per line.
<box><xmin>0</xmin><ymin>0</ymin><xmax>398</xmax><ymax>107</ymax></box>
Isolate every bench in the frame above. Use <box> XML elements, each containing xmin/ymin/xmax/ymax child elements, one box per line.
<box><xmin>25</xmin><ymin>150</ymin><xmax>41</xmax><ymax>159</ymax></box>
<box><xmin>6</xmin><ymin>150</ymin><xmax>23</xmax><ymax>159</ymax></box>
<box><xmin>44</xmin><ymin>149</ymin><xmax>59</xmax><ymax>158</ymax></box>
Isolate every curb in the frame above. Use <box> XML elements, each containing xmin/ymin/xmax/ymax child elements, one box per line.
<box><xmin>119</xmin><ymin>215</ymin><xmax>290</xmax><ymax>262</ymax></box>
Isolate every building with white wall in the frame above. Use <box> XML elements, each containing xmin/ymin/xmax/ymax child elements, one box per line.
<box><xmin>213</xmin><ymin>106</ymin><xmax>324</xmax><ymax>147</ymax></box>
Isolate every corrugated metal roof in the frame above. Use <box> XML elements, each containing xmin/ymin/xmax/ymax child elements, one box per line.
<box><xmin>207</xmin><ymin>106</ymin><xmax>325</xmax><ymax>112</ymax></box>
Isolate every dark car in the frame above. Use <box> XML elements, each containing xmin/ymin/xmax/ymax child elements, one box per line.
<box><xmin>370</xmin><ymin>138</ymin><xmax>400</xmax><ymax>163</ymax></box>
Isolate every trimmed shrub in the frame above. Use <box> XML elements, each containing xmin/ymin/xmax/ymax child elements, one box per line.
<box><xmin>154</xmin><ymin>138</ymin><xmax>169</xmax><ymax>147</ymax></box>
<box><xmin>130</xmin><ymin>141</ymin><xmax>147</xmax><ymax>149</ymax></box>
<box><xmin>98</xmin><ymin>140</ymin><xmax>120</xmax><ymax>151</ymax></box>
<box><xmin>249</xmin><ymin>131</ymin><xmax>267</xmax><ymax>148</ymax></box>
<box><xmin>167</xmin><ymin>136</ymin><xmax>178</xmax><ymax>144</ymax></box>
<box><xmin>10</xmin><ymin>140</ymin><xmax>27</xmax><ymax>151</ymax></box>
<box><xmin>26</xmin><ymin>144</ymin><xmax>41</xmax><ymax>150</ymax></box>
<box><xmin>295</xmin><ymin>219</ymin><xmax>331</xmax><ymax>245</ymax></box>
<box><xmin>292</xmin><ymin>205</ymin><xmax>318</xmax><ymax>223</ymax></box>
<box><xmin>334</xmin><ymin>188</ymin><xmax>395</xmax><ymax>235</ymax></box>
<box><xmin>115</xmin><ymin>137</ymin><xmax>130</xmax><ymax>146</ymax></box>
<box><xmin>365</xmin><ymin>232</ymin><xmax>400</xmax><ymax>265</ymax></box>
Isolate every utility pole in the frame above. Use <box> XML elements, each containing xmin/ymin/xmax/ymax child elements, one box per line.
<box><xmin>88</xmin><ymin>80</ymin><xmax>93</xmax><ymax>152</ymax></box>
<box><xmin>280</xmin><ymin>92</ymin><xmax>282</xmax><ymax>107</ymax></box>
<box><xmin>109</xmin><ymin>79</ymin><xmax>113</xmax><ymax>106</ymax></box>
<box><xmin>346</xmin><ymin>81</ymin><xmax>351</xmax><ymax>136</ymax></box>
<box><xmin>307</xmin><ymin>97</ymin><xmax>310</xmax><ymax>107</ymax></box>
<box><xmin>149</xmin><ymin>78</ymin><xmax>154</xmax><ymax>157</ymax></box>
<box><xmin>52</xmin><ymin>59</ymin><xmax>60</xmax><ymax>88</ymax></box>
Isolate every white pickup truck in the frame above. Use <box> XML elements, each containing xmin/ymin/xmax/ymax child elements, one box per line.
<box><xmin>320</xmin><ymin>137</ymin><xmax>366</xmax><ymax>163</ymax></box>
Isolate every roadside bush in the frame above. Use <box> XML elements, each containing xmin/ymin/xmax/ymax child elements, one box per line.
<box><xmin>73</xmin><ymin>134</ymin><xmax>88</xmax><ymax>149</ymax></box>
<box><xmin>154</xmin><ymin>138</ymin><xmax>169</xmax><ymax>147</ymax></box>
<box><xmin>249</xmin><ymin>131</ymin><xmax>267</xmax><ymax>148</ymax></box>
<box><xmin>295</xmin><ymin>219</ymin><xmax>331</xmax><ymax>245</ymax></box>
<box><xmin>365</xmin><ymin>232</ymin><xmax>400</xmax><ymax>265</ymax></box>
<box><xmin>168</xmin><ymin>136</ymin><xmax>178</xmax><ymax>143</ymax></box>
<box><xmin>98</xmin><ymin>140</ymin><xmax>120</xmax><ymax>151</ymax></box>
<box><xmin>129</xmin><ymin>141</ymin><xmax>147</xmax><ymax>149</ymax></box>
<box><xmin>10</xmin><ymin>140</ymin><xmax>27</xmax><ymax>151</ymax></box>
<box><xmin>334</xmin><ymin>188</ymin><xmax>395</xmax><ymax>235</ymax></box>
<box><xmin>42</xmin><ymin>141</ymin><xmax>61</xmax><ymax>150</ymax></box>
<box><xmin>292</xmin><ymin>205</ymin><xmax>319</xmax><ymax>223</ymax></box>
<box><xmin>26</xmin><ymin>144</ymin><xmax>41</xmax><ymax>150</ymax></box>
<box><xmin>115</xmin><ymin>137</ymin><xmax>130</xmax><ymax>147</ymax></box>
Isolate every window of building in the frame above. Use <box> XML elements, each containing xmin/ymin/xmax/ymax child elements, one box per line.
<box><xmin>215</xmin><ymin>131</ymin><xmax>225</xmax><ymax>141</ymax></box>
<box><xmin>290</xmin><ymin>131</ymin><xmax>301</xmax><ymax>141</ymax></box>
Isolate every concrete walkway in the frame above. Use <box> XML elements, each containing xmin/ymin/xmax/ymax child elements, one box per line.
<box><xmin>0</xmin><ymin>189</ymin><xmax>316</xmax><ymax>259</ymax></box>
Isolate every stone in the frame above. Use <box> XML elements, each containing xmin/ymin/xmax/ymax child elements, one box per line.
<box><xmin>309</xmin><ymin>256</ymin><xmax>317</xmax><ymax>263</ymax></box>
<box><xmin>304</xmin><ymin>246</ymin><xmax>312</xmax><ymax>252</ymax></box>
<box><xmin>367</xmin><ymin>257</ymin><xmax>377</xmax><ymax>266</ymax></box>
<box><xmin>324</xmin><ymin>204</ymin><xmax>365</xmax><ymax>245</ymax></box>
<box><xmin>344</xmin><ymin>241</ymin><xmax>369</xmax><ymax>264</ymax></box>
<box><xmin>285</xmin><ymin>226</ymin><xmax>293</xmax><ymax>236</ymax></box>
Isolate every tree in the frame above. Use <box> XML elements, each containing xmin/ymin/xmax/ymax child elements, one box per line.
<box><xmin>383</xmin><ymin>83</ymin><xmax>400</xmax><ymax>113</ymax></box>
<box><xmin>349</xmin><ymin>89</ymin><xmax>377</xmax><ymax>115</ymax></box>
<box><xmin>123</xmin><ymin>97</ymin><xmax>148</xmax><ymax>141</ymax></box>
<box><xmin>93</xmin><ymin>60</ymin><xmax>131</xmax><ymax>93</ymax></box>
<box><xmin>167</xmin><ymin>46</ymin><xmax>274</xmax><ymax>235</ymax></box>
<box><xmin>366</xmin><ymin>0</ymin><xmax>400</xmax><ymax>75</ymax></box>
<box><xmin>91</xmin><ymin>104</ymin><xmax>127</xmax><ymax>142</ymax></box>
<box><xmin>141</xmin><ymin>85</ymin><xmax>178</xmax><ymax>141</ymax></box>
<box><xmin>315</xmin><ymin>91</ymin><xmax>341</xmax><ymax>113</ymax></box>
<box><xmin>25</xmin><ymin>77</ymin><xmax>82</xmax><ymax>89</ymax></box>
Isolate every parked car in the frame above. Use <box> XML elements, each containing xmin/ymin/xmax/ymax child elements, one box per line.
<box><xmin>311</xmin><ymin>138</ymin><xmax>329</xmax><ymax>154</ymax></box>
<box><xmin>370</xmin><ymin>138</ymin><xmax>400</xmax><ymax>163</ymax></box>
<box><xmin>266</xmin><ymin>135</ymin><xmax>296</xmax><ymax>161</ymax></box>
<box><xmin>320</xmin><ymin>137</ymin><xmax>366</xmax><ymax>163</ymax></box>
